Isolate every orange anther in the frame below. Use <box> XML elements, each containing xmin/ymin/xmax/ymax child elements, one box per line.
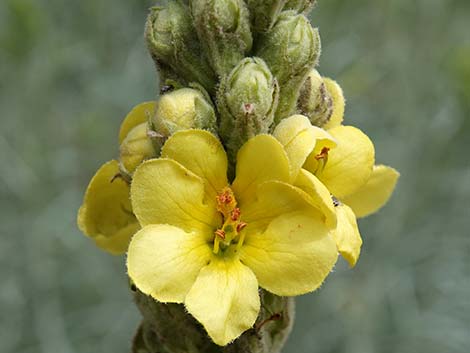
<box><xmin>236</xmin><ymin>222</ymin><xmax>247</xmax><ymax>233</ymax></box>
<box><xmin>315</xmin><ymin>147</ymin><xmax>330</xmax><ymax>160</ymax></box>
<box><xmin>214</xmin><ymin>229</ymin><xmax>226</xmax><ymax>240</ymax></box>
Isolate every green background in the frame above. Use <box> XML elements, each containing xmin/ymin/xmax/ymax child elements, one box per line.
<box><xmin>1</xmin><ymin>0</ymin><xmax>469</xmax><ymax>352</ymax></box>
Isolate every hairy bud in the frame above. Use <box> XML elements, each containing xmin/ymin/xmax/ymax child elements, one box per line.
<box><xmin>190</xmin><ymin>0</ymin><xmax>252</xmax><ymax>77</ymax></box>
<box><xmin>297</xmin><ymin>69</ymin><xmax>333</xmax><ymax>127</ymax></box>
<box><xmin>217</xmin><ymin>57</ymin><xmax>279</xmax><ymax>165</ymax></box>
<box><xmin>119</xmin><ymin>123</ymin><xmax>159</xmax><ymax>175</ymax></box>
<box><xmin>153</xmin><ymin>88</ymin><xmax>217</xmax><ymax>137</ymax></box>
<box><xmin>322</xmin><ymin>77</ymin><xmax>346</xmax><ymax>129</ymax></box>
<box><xmin>245</xmin><ymin>0</ymin><xmax>288</xmax><ymax>33</ymax></box>
<box><xmin>145</xmin><ymin>2</ymin><xmax>216</xmax><ymax>91</ymax></box>
<box><xmin>255</xmin><ymin>11</ymin><xmax>321</xmax><ymax>123</ymax></box>
<box><xmin>284</xmin><ymin>0</ymin><xmax>317</xmax><ymax>14</ymax></box>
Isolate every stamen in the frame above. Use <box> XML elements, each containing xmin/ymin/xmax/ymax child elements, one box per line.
<box><xmin>214</xmin><ymin>187</ymin><xmax>248</xmax><ymax>252</ymax></box>
<box><xmin>314</xmin><ymin>147</ymin><xmax>330</xmax><ymax>175</ymax></box>
<box><xmin>236</xmin><ymin>222</ymin><xmax>247</xmax><ymax>233</ymax></box>
<box><xmin>315</xmin><ymin>147</ymin><xmax>330</xmax><ymax>160</ymax></box>
<box><xmin>214</xmin><ymin>229</ymin><xmax>226</xmax><ymax>240</ymax></box>
<box><xmin>213</xmin><ymin>237</ymin><xmax>220</xmax><ymax>254</ymax></box>
<box><xmin>231</xmin><ymin>208</ymin><xmax>241</xmax><ymax>221</ymax></box>
<box><xmin>236</xmin><ymin>232</ymin><xmax>246</xmax><ymax>251</ymax></box>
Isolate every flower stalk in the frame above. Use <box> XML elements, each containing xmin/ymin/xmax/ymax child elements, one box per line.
<box><xmin>77</xmin><ymin>1</ymin><xmax>399</xmax><ymax>352</ymax></box>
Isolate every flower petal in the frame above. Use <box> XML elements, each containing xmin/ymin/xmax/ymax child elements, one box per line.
<box><xmin>241</xmin><ymin>181</ymin><xmax>325</xmax><ymax>233</ymax></box>
<box><xmin>161</xmin><ymin>130</ymin><xmax>228</xmax><ymax>198</ymax></box>
<box><xmin>93</xmin><ymin>222</ymin><xmax>140</xmax><ymax>255</ymax></box>
<box><xmin>232</xmin><ymin>135</ymin><xmax>290</xmax><ymax>205</ymax></box>
<box><xmin>317</xmin><ymin>125</ymin><xmax>375</xmax><ymax>199</ymax></box>
<box><xmin>127</xmin><ymin>224</ymin><xmax>212</xmax><ymax>303</ymax></box>
<box><xmin>273</xmin><ymin>115</ymin><xmax>317</xmax><ymax>181</ymax></box>
<box><xmin>119</xmin><ymin>101</ymin><xmax>156</xmax><ymax>144</ymax></box>
<box><xmin>331</xmin><ymin>204</ymin><xmax>362</xmax><ymax>267</ymax></box>
<box><xmin>294</xmin><ymin>169</ymin><xmax>337</xmax><ymax>229</ymax></box>
<box><xmin>185</xmin><ymin>256</ymin><xmax>260</xmax><ymax>346</ymax></box>
<box><xmin>240</xmin><ymin>209</ymin><xmax>338</xmax><ymax>297</ymax></box>
<box><xmin>77</xmin><ymin>160</ymin><xmax>138</xmax><ymax>254</ymax></box>
<box><xmin>342</xmin><ymin>165</ymin><xmax>400</xmax><ymax>218</ymax></box>
<box><xmin>131</xmin><ymin>159</ymin><xmax>221</xmax><ymax>237</ymax></box>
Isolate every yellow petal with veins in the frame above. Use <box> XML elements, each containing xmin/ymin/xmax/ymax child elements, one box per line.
<box><xmin>331</xmin><ymin>204</ymin><xmax>362</xmax><ymax>267</ymax></box>
<box><xmin>240</xmin><ymin>210</ymin><xmax>338</xmax><ymax>296</ymax></box>
<box><xmin>185</xmin><ymin>256</ymin><xmax>260</xmax><ymax>346</ymax></box>
<box><xmin>127</xmin><ymin>224</ymin><xmax>212</xmax><ymax>303</ymax></box>
<box><xmin>342</xmin><ymin>165</ymin><xmax>400</xmax><ymax>218</ymax></box>
<box><xmin>119</xmin><ymin>101</ymin><xmax>156</xmax><ymax>144</ymax></box>
<box><xmin>161</xmin><ymin>130</ymin><xmax>228</xmax><ymax>198</ymax></box>
<box><xmin>77</xmin><ymin>160</ymin><xmax>138</xmax><ymax>255</ymax></box>
<box><xmin>317</xmin><ymin>125</ymin><xmax>375</xmax><ymax>199</ymax></box>
<box><xmin>131</xmin><ymin>159</ymin><xmax>221</xmax><ymax>238</ymax></box>
<box><xmin>232</xmin><ymin>134</ymin><xmax>290</xmax><ymax>206</ymax></box>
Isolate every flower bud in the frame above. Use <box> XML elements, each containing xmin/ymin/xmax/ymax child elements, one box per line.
<box><xmin>256</xmin><ymin>11</ymin><xmax>320</xmax><ymax>84</ymax></box>
<box><xmin>152</xmin><ymin>88</ymin><xmax>217</xmax><ymax>137</ymax></box>
<box><xmin>245</xmin><ymin>0</ymin><xmax>288</xmax><ymax>33</ymax></box>
<box><xmin>255</xmin><ymin>11</ymin><xmax>321</xmax><ymax>123</ymax></box>
<box><xmin>190</xmin><ymin>0</ymin><xmax>252</xmax><ymax>77</ymax></box>
<box><xmin>119</xmin><ymin>123</ymin><xmax>159</xmax><ymax>174</ymax></box>
<box><xmin>322</xmin><ymin>77</ymin><xmax>346</xmax><ymax>129</ymax></box>
<box><xmin>297</xmin><ymin>69</ymin><xmax>333</xmax><ymax>127</ymax></box>
<box><xmin>284</xmin><ymin>0</ymin><xmax>317</xmax><ymax>14</ymax></box>
<box><xmin>145</xmin><ymin>2</ymin><xmax>216</xmax><ymax>92</ymax></box>
<box><xmin>217</xmin><ymin>57</ymin><xmax>279</xmax><ymax>164</ymax></box>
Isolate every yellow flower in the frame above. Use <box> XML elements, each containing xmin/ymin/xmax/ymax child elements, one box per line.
<box><xmin>77</xmin><ymin>160</ymin><xmax>139</xmax><ymax>254</ymax></box>
<box><xmin>274</xmin><ymin>115</ymin><xmax>399</xmax><ymax>267</ymax></box>
<box><xmin>127</xmin><ymin>129</ymin><xmax>338</xmax><ymax>346</ymax></box>
<box><xmin>77</xmin><ymin>102</ymin><xmax>156</xmax><ymax>254</ymax></box>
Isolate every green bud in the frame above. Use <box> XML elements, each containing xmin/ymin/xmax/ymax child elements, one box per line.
<box><xmin>217</xmin><ymin>57</ymin><xmax>279</xmax><ymax>165</ymax></box>
<box><xmin>190</xmin><ymin>0</ymin><xmax>253</xmax><ymax>77</ymax></box>
<box><xmin>152</xmin><ymin>88</ymin><xmax>217</xmax><ymax>137</ymax></box>
<box><xmin>256</xmin><ymin>11</ymin><xmax>320</xmax><ymax>84</ymax></box>
<box><xmin>119</xmin><ymin>123</ymin><xmax>160</xmax><ymax>175</ymax></box>
<box><xmin>284</xmin><ymin>0</ymin><xmax>317</xmax><ymax>14</ymax></box>
<box><xmin>145</xmin><ymin>2</ymin><xmax>216</xmax><ymax>92</ymax></box>
<box><xmin>255</xmin><ymin>11</ymin><xmax>321</xmax><ymax>123</ymax></box>
<box><xmin>245</xmin><ymin>0</ymin><xmax>288</xmax><ymax>33</ymax></box>
<box><xmin>297</xmin><ymin>69</ymin><xmax>333</xmax><ymax>127</ymax></box>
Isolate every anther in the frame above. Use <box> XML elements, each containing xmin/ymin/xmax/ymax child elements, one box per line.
<box><xmin>231</xmin><ymin>208</ymin><xmax>241</xmax><ymax>221</ymax></box>
<box><xmin>214</xmin><ymin>229</ymin><xmax>226</xmax><ymax>240</ymax></box>
<box><xmin>315</xmin><ymin>147</ymin><xmax>330</xmax><ymax>160</ymax></box>
<box><xmin>236</xmin><ymin>222</ymin><xmax>247</xmax><ymax>233</ymax></box>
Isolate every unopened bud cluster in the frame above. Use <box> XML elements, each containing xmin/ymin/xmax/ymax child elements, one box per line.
<box><xmin>145</xmin><ymin>0</ymin><xmax>344</xmax><ymax>164</ymax></box>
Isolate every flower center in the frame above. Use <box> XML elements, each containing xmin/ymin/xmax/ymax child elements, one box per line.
<box><xmin>213</xmin><ymin>187</ymin><xmax>247</xmax><ymax>254</ymax></box>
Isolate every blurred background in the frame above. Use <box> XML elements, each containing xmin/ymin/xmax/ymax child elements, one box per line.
<box><xmin>1</xmin><ymin>0</ymin><xmax>469</xmax><ymax>352</ymax></box>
